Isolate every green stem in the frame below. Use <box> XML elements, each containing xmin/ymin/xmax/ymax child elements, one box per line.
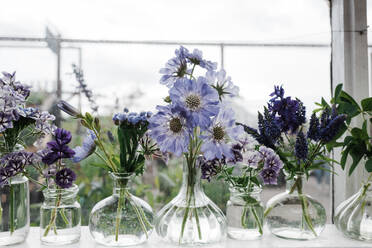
<box><xmin>60</xmin><ymin>209</ymin><xmax>69</xmax><ymax>225</ymax></box>
<box><xmin>43</xmin><ymin>192</ymin><xmax>62</xmax><ymax>237</ymax></box>
<box><xmin>296</xmin><ymin>178</ymin><xmax>317</xmax><ymax>237</ymax></box>
<box><xmin>241</xmin><ymin>204</ymin><xmax>248</xmax><ymax>228</ymax></box>
<box><xmin>9</xmin><ymin>184</ymin><xmax>15</xmax><ymax>234</ymax></box>
<box><xmin>125</xmin><ymin>191</ymin><xmax>149</xmax><ymax>238</ymax></box>
<box><xmin>115</xmin><ymin>188</ymin><xmax>125</xmax><ymax>241</ymax></box>
<box><xmin>251</xmin><ymin>207</ymin><xmax>263</xmax><ymax>235</ymax></box>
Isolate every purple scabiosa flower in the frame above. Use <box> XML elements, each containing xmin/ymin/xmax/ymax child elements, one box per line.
<box><xmin>307</xmin><ymin>113</ymin><xmax>320</xmax><ymax>141</ymax></box>
<box><xmin>0</xmin><ymin>112</ymin><xmax>13</xmax><ymax>132</ymax></box>
<box><xmin>295</xmin><ymin>131</ymin><xmax>308</xmax><ymax>161</ymax></box>
<box><xmin>200</xmin><ymin>106</ymin><xmax>244</xmax><ymax>160</ymax></box>
<box><xmin>260</xmin><ymin>168</ymin><xmax>278</xmax><ymax>185</ymax></box>
<box><xmin>170</xmin><ymin>77</ymin><xmax>220</xmax><ymax>129</ymax></box>
<box><xmin>148</xmin><ymin>105</ymin><xmax>190</xmax><ymax>157</ymax></box>
<box><xmin>159</xmin><ymin>46</ymin><xmax>190</xmax><ymax>88</ymax></box>
<box><xmin>55</xmin><ymin>128</ymin><xmax>72</xmax><ymax>146</ymax></box>
<box><xmin>186</xmin><ymin>48</ymin><xmax>217</xmax><ymax>71</ymax></box>
<box><xmin>264</xmin><ymin>154</ymin><xmax>284</xmax><ymax>172</ymax></box>
<box><xmin>72</xmin><ymin>130</ymin><xmax>97</xmax><ymax>162</ymax></box>
<box><xmin>205</xmin><ymin>69</ymin><xmax>239</xmax><ymax>99</ymax></box>
<box><xmin>55</xmin><ymin>168</ymin><xmax>76</xmax><ymax>188</ymax></box>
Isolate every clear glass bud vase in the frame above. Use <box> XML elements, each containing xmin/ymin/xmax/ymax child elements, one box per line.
<box><xmin>89</xmin><ymin>172</ymin><xmax>154</xmax><ymax>247</ymax></box>
<box><xmin>265</xmin><ymin>173</ymin><xmax>326</xmax><ymax>240</ymax></box>
<box><xmin>0</xmin><ymin>175</ymin><xmax>29</xmax><ymax>245</ymax></box>
<box><xmin>40</xmin><ymin>184</ymin><xmax>81</xmax><ymax>245</ymax></box>
<box><xmin>226</xmin><ymin>186</ymin><xmax>264</xmax><ymax>240</ymax></box>
<box><xmin>155</xmin><ymin>160</ymin><xmax>227</xmax><ymax>245</ymax></box>
<box><xmin>334</xmin><ymin>175</ymin><xmax>372</xmax><ymax>241</ymax></box>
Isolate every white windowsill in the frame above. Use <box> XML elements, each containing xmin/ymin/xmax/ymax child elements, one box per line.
<box><xmin>12</xmin><ymin>225</ymin><xmax>372</xmax><ymax>248</ymax></box>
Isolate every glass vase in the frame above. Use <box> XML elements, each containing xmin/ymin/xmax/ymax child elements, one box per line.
<box><xmin>265</xmin><ymin>173</ymin><xmax>326</xmax><ymax>240</ymax></box>
<box><xmin>40</xmin><ymin>184</ymin><xmax>81</xmax><ymax>245</ymax></box>
<box><xmin>89</xmin><ymin>172</ymin><xmax>154</xmax><ymax>247</ymax></box>
<box><xmin>155</xmin><ymin>159</ymin><xmax>227</xmax><ymax>245</ymax></box>
<box><xmin>226</xmin><ymin>185</ymin><xmax>264</xmax><ymax>240</ymax></box>
<box><xmin>0</xmin><ymin>175</ymin><xmax>29</xmax><ymax>245</ymax></box>
<box><xmin>334</xmin><ymin>175</ymin><xmax>372</xmax><ymax>241</ymax></box>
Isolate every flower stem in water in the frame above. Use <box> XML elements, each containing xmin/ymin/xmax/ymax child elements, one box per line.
<box><xmin>43</xmin><ymin>192</ymin><xmax>63</xmax><ymax>237</ymax></box>
<box><xmin>9</xmin><ymin>184</ymin><xmax>15</xmax><ymax>234</ymax></box>
<box><xmin>115</xmin><ymin>188</ymin><xmax>125</xmax><ymax>241</ymax></box>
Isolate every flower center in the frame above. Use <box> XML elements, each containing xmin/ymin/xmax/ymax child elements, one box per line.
<box><xmin>169</xmin><ymin>117</ymin><xmax>182</xmax><ymax>133</ymax></box>
<box><xmin>212</xmin><ymin>126</ymin><xmax>225</xmax><ymax>141</ymax></box>
<box><xmin>185</xmin><ymin>94</ymin><xmax>201</xmax><ymax>110</ymax></box>
<box><xmin>176</xmin><ymin>62</ymin><xmax>187</xmax><ymax>77</ymax></box>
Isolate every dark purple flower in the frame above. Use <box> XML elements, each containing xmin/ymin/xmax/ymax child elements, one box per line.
<box><xmin>55</xmin><ymin>168</ymin><xmax>76</xmax><ymax>188</ymax></box>
<box><xmin>0</xmin><ymin>168</ymin><xmax>12</xmax><ymax>186</ymax></box>
<box><xmin>295</xmin><ymin>131</ymin><xmax>308</xmax><ymax>161</ymax></box>
<box><xmin>54</xmin><ymin>128</ymin><xmax>72</xmax><ymax>146</ymax></box>
<box><xmin>268</xmin><ymin>86</ymin><xmax>306</xmax><ymax>133</ymax></box>
<box><xmin>42</xmin><ymin>141</ymin><xmax>75</xmax><ymax>165</ymax></box>
<box><xmin>229</xmin><ymin>144</ymin><xmax>243</xmax><ymax>164</ymax></box>
<box><xmin>43</xmin><ymin>164</ymin><xmax>57</xmax><ymax>178</ymax></box>
<box><xmin>307</xmin><ymin>113</ymin><xmax>320</xmax><ymax>141</ymax></box>
<box><xmin>198</xmin><ymin>157</ymin><xmax>222</xmax><ymax>182</ymax></box>
<box><xmin>13</xmin><ymin>84</ymin><xmax>31</xmax><ymax>99</ymax></box>
<box><xmin>260</xmin><ymin>168</ymin><xmax>278</xmax><ymax>185</ymax></box>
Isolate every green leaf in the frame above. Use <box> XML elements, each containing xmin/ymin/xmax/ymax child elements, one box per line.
<box><xmin>361</xmin><ymin>97</ymin><xmax>372</xmax><ymax>112</ymax></box>
<box><xmin>341</xmin><ymin>145</ymin><xmax>351</xmax><ymax>170</ymax></box>
<box><xmin>334</xmin><ymin>84</ymin><xmax>343</xmax><ymax>100</ymax></box>
<box><xmin>339</xmin><ymin>91</ymin><xmax>361</xmax><ymax>111</ymax></box>
<box><xmin>365</xmin><ymin>159</ymin><xmax>372</xmax><ymax>172</ymax></box>
<box><xmin>321</xmin><ymin>97</ymin><xmax>330</xmax><ymax>109</ymax></box>
<box><xmin>348</xmin><ymin>146</ymin><xmax>366</xmax><ymax>176</ymax></box>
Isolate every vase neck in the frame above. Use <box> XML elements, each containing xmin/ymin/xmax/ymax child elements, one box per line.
<box><xmin>286</xmin><ymin>174</ymin><xmax>305</xmax><ymax>194</ymax></box>
<box><xmin>110</xmin><ymin>172</ymin><xmax>130</xmax><ymax>195</ymax></box>
<box><xmin>229</xmin><ymin>186</ymin><xmax>262</xmax><ymax>204</ymax></box>
<box><xmin>181</xmin><ymin>160</ymin><xmax>202</xmax><ymax>190</ymax></box>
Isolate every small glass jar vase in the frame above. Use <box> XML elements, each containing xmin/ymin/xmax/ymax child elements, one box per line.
<box><xmin>89</xmin><ymin>173</ymin><xmax>154</xmax><ymax>247</ymax></box>
<box><xmin>0</xmin><ymin>175</ymin><xmax>29</xmax><ymax>245</ymax></box>
<box><xmin>334</xmin><ymin>175</ymin><xmax>372</xmax><ymax>241</ymax></box>
<box><xmin>265</xmin><ymin>173</ymin><xmax>326</xmax><ymax>240</ymax></box>
<box><xmin>155</xmin><ymin>159</ymin><xmax>227</xmax><ymax>245</ymax></box>
<box><xmin>40</xmin><ymin>184</ymin><xmax>81</xmax><ymax>245</ymax></box>
<box><xmin>226</xmin><ymin>186</ymin><xmax>264</xmax><ymax>240</ymax></box>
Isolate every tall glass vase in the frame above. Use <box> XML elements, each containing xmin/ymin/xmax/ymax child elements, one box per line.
<box><xmin>0</xmin><ymin>175</ymin><xmax>29</xmax><ymax>245</ymax></box>
<box><xmin>265</xmin><ymin>173</ymin><xmax>326</xmax><ymax>240</ymax></box>
<box><xmin>40</xmin><ymin>184</ymin><xmax>81</xmax><ymax>245</ymax></box>
<box><xmin>334</xmin><ymin>174</ymin><xmax>372</xmax><ymax>241</ymax></box>
<box><xmin>89</xmin><ymin>172</ymin><xmax>154</xmax><ymax>246</ymax></box>
<box><xmin>226</xmin><ymin>186</ymin><xmax>264</xmax><ymax>240</ymax></box>
<box><xmin>155</xmin><ymin>159</ymin><xmax>227</xmax><ymax>245</ymax></box>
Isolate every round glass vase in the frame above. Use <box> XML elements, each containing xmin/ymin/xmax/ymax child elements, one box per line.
<box><xmin>40</xmin><ymin>184</ymin><xmax>81</xmax><ymax>245</ymax></box>
<box><xmin>226</xmin><ymin>186</ymin><xmax>264</xmax><ymax>240</ymax></box>
<box><xmin>334</xmin><ymin>175</ymin><xmax>372</xmax><ymax>241</ymax></box>
<box><xmin>265</xmin><ymin>173</ymin><xmax>326</xmax><ymax>240</ymax></box>
<box><xmin>155</xmin><ymin>159</ymin><xmax>227</xmax><ymax>245</ymax></box>
<box><xmin>89</xmin><ymin>172</ymin><xmax>154</xmax><ymax>247</ymax></box>
<box><xmin>0</xmin><ymin>175</ymin><xmax>29</xmax><ymax>245</ymax></box>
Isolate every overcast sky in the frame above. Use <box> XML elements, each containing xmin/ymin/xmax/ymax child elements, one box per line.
<box><xmin>1</xmin><ymin>0</ymin><xmax>365</xmax><ymax>124</ymax></box>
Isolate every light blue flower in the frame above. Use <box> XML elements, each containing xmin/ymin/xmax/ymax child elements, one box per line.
<box><xmin>187</xmin><ymin>48</ymin><xmax>217</xmax><ymax>71</ymax></box>
<box><xmin>72</xmin><ymin>130</ymin><xmax>97</xmax><ymax>162</ymax></box>
<box><xmin>159</xmin><ymin>46</ymin><xmax>190</xmax><ymax>88</ymax></box>
<box><xmin>200</xmin><ymin>106</ymin><xmax>244</xmax><ymax>160</ymax></box>
<box><xmin>170</xmin><ymin>77</ymin><xmax>220</xmax><ymax>129</ymax></box>
<box><xmin>148</xmin><ymin>105</ymin><xmax>190</xmax><ymax>157</ymax></box>
<box><xmin>205</xmin><ymin>69</ymin><xmax>239</xmax><ymax>99</ymax></box>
